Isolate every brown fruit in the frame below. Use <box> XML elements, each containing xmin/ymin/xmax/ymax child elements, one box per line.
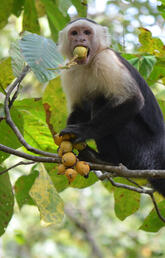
<box><xmin>75</xmin><ymin>161</ymin><xmax>90</xmax><ymax>176</ymax></box>
<box><xmin>62</xmin><ymin>134</ymin><xmax>76</xmax><ymax>140</ymax></box>
<box><xmin>65</xmin><ymin>168</ymin><xmax>78</xmax><ymax>183</ymax></box>
<box><xmin>62</xmin><ymin>152</ymin><xmax>77</xmax><ymax>167</ymax></box>
<box><xmin>57</xmin><ymin>164</ymin><xmax>66</xmax><ymax>175</ymax></box>
<box><xmin>54</xmin><ymin>133</ymin><xmax>63</xmax><ymax>146</ymax></box>
<box><xmin>58</xmin><ymin>147</ymin><xmax>63</xmax><ymax>157</ymax></box>
<box><xmin>73</xmin><ymin>142</ymin><xmax>87</xmax><ymax>151</ymax></box>
<box><xmin>60</xmin><ymin>141</ymin><xmax>73</xmax><ymax>154</ymax></box>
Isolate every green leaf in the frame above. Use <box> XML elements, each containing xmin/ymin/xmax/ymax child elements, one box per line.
<box><xmin>43</xmin><ymin>77</ymin><xmax>67</xmax><ymax>133</ymax></box>
<box><xmin>138</xmin><ymin>28</ymin><xmax>165</xmax><ymax>57</ymax></box>
<box><xmin>41</xmin><ymin>0</ymin><xmax>70</xmax><ymax>41</ymax></box>
<box><xmin>23</xmin><ymin>0</ymin><xmax>40</xmax><ymax>34</ymax></box>
<box><xmin>71</xmin><ymin>172</ymin><xmax>98</xmax><ymax>189</ymax></box>
<box><xmin>0</xmin><ymin>58</ymin><xmax>15</xmax><ymax>93</ymax></box>
<box><xmin>15</xmin><ymin>167</ymin><xmax>39</xmax><ymax>208</ymax></box>
<box><xmin>71</xmin><ymin>0</ymin><xmax>87</xmax><ymax>17</ymax></box>
<box><xmin>58</xmin><ymin>0</ymin><xmax>72</xmax><ymax>17</ymax></box>
<box><xmin>9</xmin><ymin>41</ymin><xmax>25</xmax><ymax>77</ymax></box>
<box><xmin>114</xmin><ymin>178</ymin><xmax>140</xmax><ymax>221</ymax></box>
<box><xmin>29</xmin><ymin>163</ymin><xmax>64</xmax><ymax>226</ymax></box>
<box><xmin>0</xmin><ymin>108</ymin><xmax>24</xmax><ymax>163</ymax></box>
<box><xmin>15</xmin><ymin>99</ymin><xmax>55</xmax><ymax>152</ymax></box>
<box><xmin>0</xmin><ymin>170</ymin><xmax>14</xmax><ymax>236</ymax></box>
<box><xmin>0</xmin><ymin>0</ymin><xmax>14</xmax><ymax>29</ymax></box>
<box><xmin>19</xmin><ymin>33</ymin><xmax>65</xmax><ymax>82</ymax></box>
<box><xmin>140</xmin><ymin>200</ymin><xmax>165</xmax><ymax>232</ymax></box>
<box><xmin>128</xmin><ymin>56</ymin><xmax>157</xmax><ymax>80</ymax></box>
<box><xmin>12</xmin><ymin>0</ymin><xmax>25</xmax><ymax>17</ymax></box>
<box><xmin>157</xmin><ymin>1</ymin><xmax>165</xmax><ymax>19</ymax></box>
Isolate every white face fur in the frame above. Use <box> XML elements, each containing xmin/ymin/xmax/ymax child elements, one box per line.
<box><xmin>58</xmin><ymin>19</ymin><xmax>111</xmax><ymax>64</ymax></box>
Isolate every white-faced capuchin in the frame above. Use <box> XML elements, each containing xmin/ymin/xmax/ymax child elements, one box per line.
<box><xmin>58</xmin><ymin>18</ymin><xmax>165</xmax><ymax>196</ymax></box>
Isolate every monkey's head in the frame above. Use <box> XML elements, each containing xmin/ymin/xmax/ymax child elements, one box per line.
<box><xmin>58</xmin><ymin>18</ymin><xmax>110</xmax><ymax>65</ymax></box>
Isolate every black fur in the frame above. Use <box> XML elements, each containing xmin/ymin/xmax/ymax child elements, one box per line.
<box><xmin>60</xmin><ymin>51</ymin><xmax>165</xmax><ymax>197</ymax></box>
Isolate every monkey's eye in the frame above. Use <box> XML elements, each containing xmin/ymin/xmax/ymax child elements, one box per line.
<box><xmin>84</xmin><ymin>30</ymin><xmax>91</xmax><ymax>35</ymax></box>
<box><xmin>71</xmin><ymin>30</ymin><xmax>78</xmax><ymax>36</ymax></box>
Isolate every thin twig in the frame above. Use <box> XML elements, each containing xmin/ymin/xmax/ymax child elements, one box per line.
<box><xmin>126</xmin><ymin>178</ymin><xmax>143</xmax><ymax>189</ymax></box>
<box><xmin>0</xmin><ymin>161</ymin><xmax>35</xmax><ymax>175</ymax></box>
<box><xmin>149</xmin><ymin>193</ymin><xmax>165</xmax><ymax>223</ymax></box>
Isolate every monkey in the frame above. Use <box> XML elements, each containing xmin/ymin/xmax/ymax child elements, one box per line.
<box><xmin>58</xmin><ymin>18</ymin><xmax>165</xmax><ymax>196</ymax></box>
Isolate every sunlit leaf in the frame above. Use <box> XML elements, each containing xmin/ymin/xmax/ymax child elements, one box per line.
<box><xmin>0</xmin><ymin>170</ymin><xmax>14</xmax><ymax>236</ymax></box>
<box><xmin>15</xmin><ymin>167</ymin><xmax>39</xmax><ymax>208</ymax></box>
<box><xmin>41</xmin><ymin>0</ymin><xmax>70</xmax><ymax>41</ymax></box>
<box><xmin>0</xmin><ymin>108</ymin><xmax>24</xmax><ymax>163</ymax></box>
<box><xmin>19</xmin><ymin>33</ymin><xmax>65</xmax><ymax>82</ymax></box>
<box><xmin>43</xmin><ymin>77</ymin><xmax>67</xmax><ymax>133</ymax></box>
<box><xmin>71</xmin><ymin>0</ymin><xmax>87</xmax><ymax>17</ymax></box>
<box><xmin>114</xmin><ymin>178</ymin><xmax>140</xmax><ymax>221</ymax></box>
<box><xmin>9</xmin><ymin>41</ymin><xmax>25</xmax><ymax>77</ymax></box>
<box><xmin>138</xmin><ymin>28</ymin><xmax>165</xmax><ymax>57</ymax></box>
<box><xmin>0</xmin><ymin>0</ymin><xmax>13</xmax><ymax>29</ymax></box>
<box><xmin>15</xmin><ymin>98</ymin><xmax>55</xmax><ymax>152</ymax></box>
<box><xmin>23</xmin><ymin>0</ymin><xmax>40</xmax><ymax>34</ymax></box>
<box><xmin>140</xmin><ymin>200</ymin><xmax>165</xmax><ymax>232</ymax></box>
<box><xmin>0</xmin><ymin>58</ymin><xmax>15</xmax><ymax>93</ymax></box>
<box><xmin>29</xmin><ymin>163</ymin><xmax>64</xmax><ymax>225</ymax></box>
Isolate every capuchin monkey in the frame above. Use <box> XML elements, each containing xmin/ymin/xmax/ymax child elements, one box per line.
<box><xmin>58</xmin><ymin>18</ymin><xmax>165</xmax><ymax>196</ymax></box>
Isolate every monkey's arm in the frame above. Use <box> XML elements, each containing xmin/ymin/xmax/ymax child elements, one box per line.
<box><xmin>60</xmin><ymin>94</ymin><xmax>144</xmax><ymax>142</ymax></box>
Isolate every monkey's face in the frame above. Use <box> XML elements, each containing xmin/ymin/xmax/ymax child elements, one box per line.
<box><xmin>68</xmin><ymin>25</ymin><xmax>99</xmax><ymax>65</ymax></box>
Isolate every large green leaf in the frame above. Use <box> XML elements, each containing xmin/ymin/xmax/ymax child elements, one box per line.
<box><xmin>58</xmin><ymin>0</ymin><xmax>72</xmax><ymax>17</ymax></box>
<box><xmin>0</xmin><ymin>0</ymin><xmax>14</xmax><ymax>29</ymax></box>
<box><xmin>29</xmin><ymin>163</ymin><xmax>64</xmax><ymax>226</ymax></box>
<box><xmin>138</xmin><ymin>28</ymin><xmax>165</xmax><ymax>57</ymax></box>
<box><xmin>23</xmin><ymin>0</ymin><xmax>40</xmax><ymax>34</ymax></box>
<box><xmin>15</xmin><ymin>167</ymin><xmax>39</xmax><ymax>208</ymax></box>
<box><xmin>0</xmin><ymin>58</ymin><xmax>15</xmax><ymax>93</ymax></box>
<box><xmin>140</xmin><ymin>200</ymin><xmax>165</xmax><ymax>232</ymax></box>
<box><xmin>15</xmin><ymin>98</ymin><xmax>55</xmax><ymax>152</ymax></box>
<box><xmin>41</xmin><ymin>0</ymin><xmax>70</xmax><ymax>41</ymax></box>
<box><xmin>0</xmin><ymin>170</ymin><xmax>14</xmax><ymax>236</ymax></box>
<box><xmin>9</xmin><ymin>41</ymin><xmax>25</xmax><ymax>77</ymax></box>
<box><xmin>19</xmin><ymin>33</ymin><xmax>64</xmax><ymax>83</ymax></box>
<box><xmin>71</xmin><ymin>0</ymin><xmax>87</xmax><ymax>17</ymax></box>
<box><xmin>0</xmin><ymin>107</ymin><xmax>24</xmax><ymax>163</ymax></box>
<box><xmin>123</xmin><ymin>54</ymin><xmax>157</xmax><ymax>80</ymax></box>
<box><xmin>114</xmin><ymin>178</ymin><xmax>140</xmax><ymax>221</ymax></box>
<box><xmin>12</xmin><ymin>0</ymin><xmax>25</xmax><ymax>17</ymax></box>
<box><xmin>43</xmin><ymin>76</ymin><xmax>67</xmax><ymax>133</ymax></box>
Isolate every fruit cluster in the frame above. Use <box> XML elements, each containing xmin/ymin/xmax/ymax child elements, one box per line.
<box><xmin>54</xmin><ymin>133</ymin><xmax>90</xmax><ymax>184</ymax></box>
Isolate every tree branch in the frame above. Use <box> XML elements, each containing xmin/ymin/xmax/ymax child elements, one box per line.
<box><xmin>4</xmin><ymin>65</ymin><xmax>59</xmax><ymax>158</ymax></box>
<box><xmin>0</xmin><ymin>143</ymin><xmax>61</xmax><ymax>163</ymax></box>
<box><xmin>89</xmin><ymin>162</ymin><xmax>165</xmax><ymax>179</ymax></box>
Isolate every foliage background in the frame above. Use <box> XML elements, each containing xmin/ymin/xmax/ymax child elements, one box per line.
<box><xmin>1</xmin><ymin>0</ymin><xmax>165</xmax><ymax>257</ymax></box>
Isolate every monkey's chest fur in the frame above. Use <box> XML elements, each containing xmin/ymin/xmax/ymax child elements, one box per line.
<box><xmin>61</xmin><ymin>49</ymin><xmax>138</xmax><ymax>112</ymax></box>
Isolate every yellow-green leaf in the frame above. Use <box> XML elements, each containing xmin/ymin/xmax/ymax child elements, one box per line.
<box><xmin>0</xmin><ymin>58</ymin><xmax>14</xmax><ymax>93</ymax></box>
<box><xmin>29</xmin><ymin>163</ymin><xmax>64</xmax><ymax>226</ymax></box>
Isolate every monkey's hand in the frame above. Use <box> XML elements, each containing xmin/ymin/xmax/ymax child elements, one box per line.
<box><xmin>60</xmin><ymin>123</ymin><xmax>91</xmax><ymax>143</ymax></box>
